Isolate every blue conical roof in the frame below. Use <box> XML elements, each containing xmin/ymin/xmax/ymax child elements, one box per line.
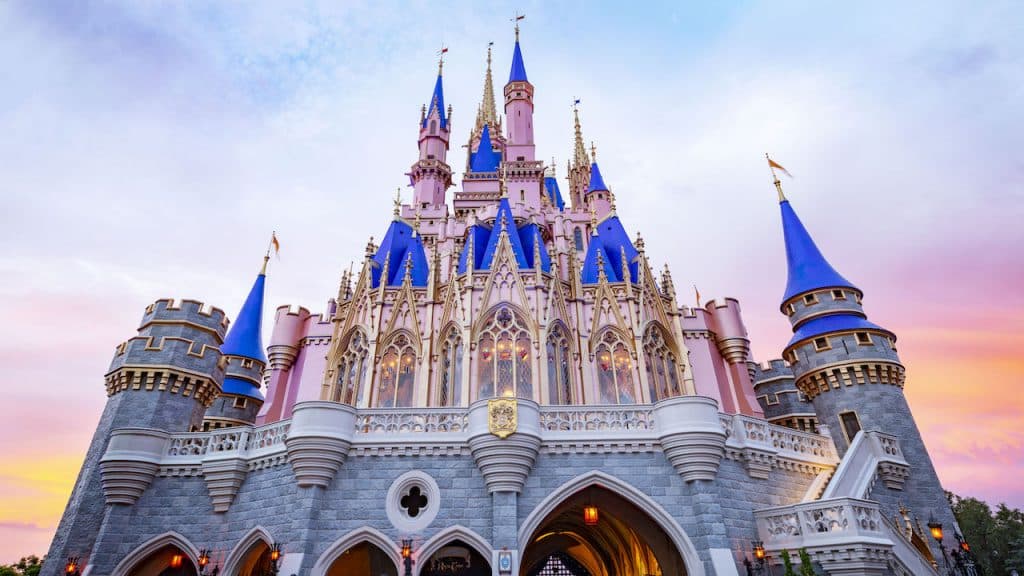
<box><xmin>481</xmin><ymin>198</ymin><xmax>530</xmax><ymax>269</ymax></box>
<box><xmin>457</xmin><ymin>225</ymin><xmax>490</xmax><ymax>274</ymax></box>
<box><xmin>780</xmin><ymin>199</ymin><xmax>857</xmax><ymax>303</ymax></box>
<box><xmin>518</xmin><ymin>223</ymin><xmax>552</xmax><ymax>272</ymax></box>
<box><xmin>220</xmin><ymin>272</ymin><xmax>267</xmax><ymax>363</ymax></box>
<box><xmin>423</xmin><ymin>73</ymin><xmax>447</xmax><ymax>130</ymax></box>
<box><xmin>371</xmin><ymin>219</ymin><xmax>429</xmax><ymax>288</ymax></box>
<box><xmin>587</xmin><ymin>162</ymin><xmax>608</xmax><ymax>194</ymax></box>
<box><xmin>509</xmin><ymin>40</ymin><xmax>528</xmax><ymax>83</ymax></box>
<box><xmin>581</xmin><ymin>233</ymin><xmax>616</xmax><ymax>284</ymax></box>
<box><xmin>596</xmin><ymin>215</ymin><xmax>639</xmax><ymax>283</ymax></box>
<box><xmin>470</xmin><ymin>124</ymin><xmax>501</xmax><ymax>173</ymax></box>
<box><xmin>544</xmin><ymin>176</ymin><xmax>565</xmax><ymax>210</ymax></box>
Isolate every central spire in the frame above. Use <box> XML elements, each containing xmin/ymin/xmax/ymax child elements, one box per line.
<box><xmin>779</xmin><ymin>196</ymin><xmax>857</xmax><ymax>305</ymax></box>
<box><xmin>475</xmin><ymin>43</ymin><xmax>500</xmax><ymax>133</ymax></box>
<box><xmin>509</xmin><ymin>20</ymin><xmax>529</xmax><ymax>83</ymax></box>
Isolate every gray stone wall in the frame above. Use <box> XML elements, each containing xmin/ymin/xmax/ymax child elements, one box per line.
<box><xmin>784</xmin><ymin>288</ymin><xmax>865</xmax><ymax>329</ymax></box>
<box><xmin>751</xmin><ymin>359</ymin><xmax>816</xmax><ymax>425</ymax></box>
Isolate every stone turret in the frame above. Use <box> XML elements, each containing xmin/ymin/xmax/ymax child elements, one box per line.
<box><xmin>775</xmin><ymin>189</ymin><xmax>958</xmax><ymax>558</ymax></box>
<box><xmin>42</xmin><ymin>299</ymin><xmax>227</xmax><ymax>575</ymax></box>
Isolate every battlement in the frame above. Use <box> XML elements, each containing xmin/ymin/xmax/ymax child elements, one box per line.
<box><xmin>751</xmin><ymin>358</ymin><xmax>794</xmax><ymax>384</ymax></box>
<box><xmin>141</xmin><ymin>298</ymin><xmax>229</xmax><ymax>338</ymax></box>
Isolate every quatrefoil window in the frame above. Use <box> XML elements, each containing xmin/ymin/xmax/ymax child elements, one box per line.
<box><xmin>400</xmin><ymin>486</ymin><xmax>428</xmax><ymax>517</ymax></box>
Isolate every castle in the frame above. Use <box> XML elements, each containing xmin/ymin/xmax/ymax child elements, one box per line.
<box><xmin>44</xmin><ymin>28</ymin><xmax>962</xmax><ymax>576</ymax></box>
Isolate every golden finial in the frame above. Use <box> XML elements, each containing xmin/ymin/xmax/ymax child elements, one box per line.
<box><xmin>589</xmin><ymin>202</ymin><xmax>598</xmax><ymax>231</ymax></box>
<box><xmin>413</xmin><ymin>204</ymin><xmax>422</xmax><ymax>236</ymax></box>
<box><xmin>551</xmin><ymin>156</ymin><xmax>557</xmax><ymax>177</ymax></box>
<box><xmin>635</xmin><ymin>231</ymin><xmax>645</xmax><ymax>251</ymax></box>
<box><xmin>500</xmin><ymin>163</ymin><xmax>508</xmax><ymax>198</ymax></box>
<box><xmin>590</xmin><ymin>141</ymin><xmax>597</xmax><ymax>162</ymax></box>
<box><xmin>260</xmin><ymin>254</ymin><xmax>269</xmax><ymax>275</ymax></box>
<box><xmin>437</xmin><ymin>45</ymin><xmax>448</xmax><ymax>75</ymax></box>
<box><xmin>393</xmin><ymin>188</ymin><xmax>402</xmax><ymax>218</ymax></box>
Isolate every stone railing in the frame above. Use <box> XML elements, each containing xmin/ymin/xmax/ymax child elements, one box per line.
<box><xmin>356</xmin><ymin>408</ymin><xmax>468</xmax><ymax>434</ymax></box>
<box><xmin>755</xmin><ymin>497</ymin><xmax>939</xmax><ymax>575</ymax></box>
<box><xmin>165</xmin><ymin>420</ymin><xmax>290</xmax><ymax>459</ymax></box>
<box><xmin>538</xmin><ymin>405</ymin><xmax>654</xmax><ymax>432</ymax></box>
<box><xmin>719</xmin><ymin>414</ymin><xmax>839</xmax><ymax>478</ymax></box>
<box><xmin>822</xmin><ymin>430</ymin><xmax>910</xmax><ymax>498</ymax></box>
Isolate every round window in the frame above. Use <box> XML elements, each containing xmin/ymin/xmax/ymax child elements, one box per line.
<box><xmin>386</xmin><ymin>470</ymin><xmax>440</xmax><ymax>532</ymax></box>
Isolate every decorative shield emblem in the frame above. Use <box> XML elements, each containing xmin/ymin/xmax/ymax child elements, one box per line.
<box><xmin>488</xmin><ymin>398</ymin><xmax>517</xmax><ymax>439</ymax></box>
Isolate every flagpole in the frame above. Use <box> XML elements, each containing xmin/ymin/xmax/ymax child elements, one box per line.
<box><xmin>766</xmin><ymin>153</ymin><xmax>786</xmax><ymax>202</ymax></box>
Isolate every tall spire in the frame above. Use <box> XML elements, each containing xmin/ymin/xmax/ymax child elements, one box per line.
<box><xmin>779</xmin><ymin>195</ymin><xmax>857</xmax><ymax>304</ymax></box>
<box><xmin>573</xmin><ymin>104</ymin><xmax>590</xmax><ymax>168</ymax></box>
<box><xmin>568</xmin><ymin>101</ymin><xmax>592</xmax><ymax>209</ymax></box>
<box><xmin>423</xmin><ymin>56</ymin><xmax>448</xmax><ymax>130</ymax></box>
<box><xmin>509</xmin><ymin>16</ymin><xmax>529</xmax><ymax>83</ymax></box>
<box><xmin>475</xmin><ymin>43</ymin><xmax>500</xmax><ymax>133</ymax></box>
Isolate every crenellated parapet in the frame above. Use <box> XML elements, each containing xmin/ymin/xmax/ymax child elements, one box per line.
<box><xmin>751</xmin><ymin>359</ymin><xmax>818</xmax><ymax>433</ymax></box>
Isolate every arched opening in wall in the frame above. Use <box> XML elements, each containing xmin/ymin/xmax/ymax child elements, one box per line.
<box><xmin>234</xmin><ymin>540</ymin><xmax>274</xmax><ymax>576</ymax></box>
<box><xmin>126</xmin><ymin>544</ymin><xmax>198</xmax><ymax>576</ymax></box>
<box><xmin>326</xmin><ymin>542</ymin><xmax>398</xmax><ymax>576</ymax></box>
<box><xmin>420</xmin><ymin>539</ymin><xmax>491</xmax><ymax>576</ymax></box>
<box><xmin>520</xmin><ymin>487</ymin><xmax>686</xmax><ymax>576</ymax></box>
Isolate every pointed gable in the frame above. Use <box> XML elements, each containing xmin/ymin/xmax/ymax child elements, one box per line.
<box><xmin>470</xmin><ymin>124</ymin><xmax>501</xmax><ymax>173</ymax></box>
<box><xmin>481</xmin><ymin>198</ymin><xmax>530</xmax><ymax>270</ymax></box>
<box><xmin>220</xmin><ymin>272</ymin><xmax>267</xmax><ymax>363</ymax></box>
<box><xmin>509</xmin><ymin>40</ymin><xmax>528</xmax><ymax>83</ymax></box>
<box><xmin>780</xmin><ymin>199</ymin><xmax>857</xmax><ymax>303</ymax></box>
<box><xmin>393</xmin><ymin>233</ymin><xmax>429</xmax><ymax>287</ymax></box>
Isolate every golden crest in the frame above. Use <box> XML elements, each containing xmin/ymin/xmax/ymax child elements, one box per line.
<box><xmin>488</xmin><ymin>398</ymin><xmax>517</xmax><ymax>439</ymax></box>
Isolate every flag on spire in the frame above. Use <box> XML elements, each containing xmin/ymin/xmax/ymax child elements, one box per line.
<box><xmin>694</xmin><ymin>284</ymin><xmax>701</xmax><ymax>307</ymax></box>
<box><xmin>269</xmin><ymin>232</ymin><xmax>280</xmax><ymax>258</ymax></box>
<box><xmin>767</xmin><ymin>155</ymin><xmax>793</xmax><ymax>178</ymax></box>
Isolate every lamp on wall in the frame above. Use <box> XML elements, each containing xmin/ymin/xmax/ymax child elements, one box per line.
<box><xmin>583</xmin><ymin>504</ymin><xmax>599</xmax><ymax>526</ymax></box>
<box><xmin>198</xmin><ymin>549</ymin><xmax>220</xmax><ymax>576</ymax></box>
<box><xmin>170</xmin><ymin>554</ymin><xmax>184</xmax><ymax>569</ymax></box>
<box><xmin>401</xmin><ymin>539</ymin><xmax>414</xmax><ymax>576</ymax></box>
<box><xmin>64</xmin><ymin>556</ymin><xmax>81</xmax><ymax>576</ymax></box>
<box><xmin>927</xmin><ymin>516</ymin><xmax>944</xmax><ymax>542</ymax></box>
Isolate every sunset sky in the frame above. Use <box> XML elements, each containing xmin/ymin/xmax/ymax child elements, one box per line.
<box><xmin>1</xmin><ymin>0</ymin><xmax>1022</xmax><ymax>563</ymax></box>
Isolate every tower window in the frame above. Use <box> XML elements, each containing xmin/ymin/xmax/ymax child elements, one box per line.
<box><xmin>785</xmin><ymin>303</ymin><xmax>796</xmax><ymax>316</ymax></box>
<box><xmin>803</xmin><ymin>293</ymin><xmax>819</xmax><ymax>305</ymax></box>
<box><xmin>813</xmin><ymin>337</ymin><xmax>831</xmax><ymax>351</ymax></box>
<box><xmin>856</xmin><ymin>332</ymin><xmax>872</xmax><ymax>345</ymax></box>
<box><xmin>573</xmin><ymin>228</ymin><xmax>584</xmax><ymax>251</ymax></box>
<box><xmin>832</xmin><ymin>289</ymin><xmax>846</xmax><ymax>300</ymax></box>
<box><xmin>427</xmin><ymin>154</ymin><xmax>435</xmax><ymax>160</ymax></box>
<box><xmin>233</xmin><ymin>397</ymin><xmax>247</xmax><ymax>409</ymax></box>
<box><xmin>517</xmin><ymin>156</ymin><xmax>525</xmax><ymax>161</ymax></box>
<box><xmin>839</xmin><ymin>411</ymin><xmax>862</xmax><ymax>444</ymax></box>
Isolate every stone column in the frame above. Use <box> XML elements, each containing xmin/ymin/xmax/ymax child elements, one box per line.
<box><xmin>467</xmin><ymin>399</ymin><xmax>541</xmax><ymax>575</ymax></box>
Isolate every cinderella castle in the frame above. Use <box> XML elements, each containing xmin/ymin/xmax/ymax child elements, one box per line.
<box><xmin>44</xmin><ymin>26</ymin><xmax>964</xmax><ymax>576</ymax></box>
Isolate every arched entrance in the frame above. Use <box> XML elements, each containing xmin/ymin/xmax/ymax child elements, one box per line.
<box><xmin>420</xmin><ymin>539</ymin><xmax>491</xmax><ymax>576</ymax></box>
<box><xmin>233</xmin><ymin>540</ymin><xmax>275</xmax><ymax>576</ymax></box>
<box><xmin>113</xmin><ymin>532</ymin><xmax>200</xmax><ymax>576</ymax></box>
<box><xmin>520</xmin><ymin>473</ymin><xmax>699</xmax><ymax>576</ymax></box>
<box><xmin>326</xmin><ymin>542</ymin><xmax>398</xmax><ymax>576</ymax></box>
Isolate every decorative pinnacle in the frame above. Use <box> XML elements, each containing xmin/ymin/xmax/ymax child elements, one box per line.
<box><xmin>393</xmin><ymin>188</ymin><xmax>402</xmax><ymax>218</ymax></box>
<box><xmin>589</xmin><ymin>202</ymin><xmax>598</xmax><ymax>233</ymax></box>
<box><xmin>590</xmin><ymin>141</ymin><xmax>597</xmax><ymax>162</ymax></box>
<box><xmin>413</xmin><ymin>204</ymin><xmax>422</xmax><ymax>236</ymax></box>
<box><xmin>635</xmin><ymin>231</ymin><xmax>645</xmax><ymax>251</ymax></box>
<box><xmin>596</xmin><ymin>250</ymin><xmax>607</xmax><ymax>283</ymax></box>
<box><xmin>572</xmin><ymin>105</ymin><xmax>589</xmax><ymax>169</ymax></box>
<box><xmin>512</xmin><ymin>12</ymin><xmax>525</xmax><ymax>41</ymax></box>
<box><xmin>365</xmin><ymin>236</ymin><xmax>375</xmax><ymax>257</ymax></box>
<box><xmin>550</xmin><ymin>156</ymin><xmax>557</xmax><ymax>176</ymax></box>
<box><xmin>500</xmin><ymin>163</ymin><xmax>508</xmax><ymax>198</ymax></box>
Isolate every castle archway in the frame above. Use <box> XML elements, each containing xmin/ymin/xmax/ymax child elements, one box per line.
<box><xmin>519</xmin><ymin>472</ymin><xmax>703</xmax><ymax>576</ymax></box>
<box><xmin>311</xmin><ymin>527</ymin><xmax>402</xmax><ymax>576</ymax></box>
<box><xmin>223</xmin><ymin>526</ymin><xmax>275</xmax><ymax>576</ymax></box>
<box><xmin>113</xmin><ymin>532</ymin><xmax>200</xmax><ymax>576</ymax></box>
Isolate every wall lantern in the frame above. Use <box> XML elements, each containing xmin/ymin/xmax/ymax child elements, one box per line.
<box><xmin>927</xmin><ymin>515</ymin><xmax>944</xmax><ymax>542</ymax></box>
<box><xmin>583</xmin><ymin>505</ymin><xmax>599</xmax><ymax>526</ymax></box>
<box><xmin>170</xmin><ymin>554</ymin><xmax>184</xmax><ymax>569</ymax></box>
<box><xmin>65</xmin><ymin>556</ymin><xmax>81</xmax><ymax>576</ymax></box>
<box><xmin>753</xmin><ymin>540</ymin><xmax>766</xmax><ymax>561</ymax></box>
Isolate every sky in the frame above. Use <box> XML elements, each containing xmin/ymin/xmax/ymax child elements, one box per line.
<box><xmin>1</xmin><ymin>0</ymin><xmax>1022</xmax><ymax>563</ymax></box>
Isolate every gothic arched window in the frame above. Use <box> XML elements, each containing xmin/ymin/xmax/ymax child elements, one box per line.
<box><xmin>477</xmin><ymin>306</ymin><xmax>533</xmax><ymax>400</ymax></box>
<box><xmin>573</xmin><ymin>228</ymin><xmax>584</xmax><ymax>251</ymax></box>
<box><xmin>595</xmin><ymin>330</ymin><xmax>636</xmax><ymax>405</ymax></box>
<box><xmin>334</xmin><ymin>331</ymin><xmax>369</xmax><ymax>406</ymax></box>
<box><xmin>375</xmin><ymin>334</ymin><xmax>416</xmax><ymax>408</ymax></box>
<box><xmin>643</xmin><ymin>327</ymin><xmax>682</xmax><ymax>402</ymax></box>
<box><xmin>546</xmin><ymin>325</ymin><xmax>573</xmax><ymax>405</ymax></box>
<box><xmin>438</xmin><ymin>329</ymin><xmax>463</xmax><ymax>407</ymax></box>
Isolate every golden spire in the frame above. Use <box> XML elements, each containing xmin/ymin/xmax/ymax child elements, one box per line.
<box><xmin>393</xmin><ymin>187</ymin><xmax>402</xmax><ymax>218</ymax></box>
<box><xmin>475</xmin><ymin>42</ymin><xmax>499</xmax><ymax>133</ymax></box>
<box><xmin>500</xmin><ymin>163</ymin><xmax>508</xmax><ymax>198</ymax></box>
<box><xmin>260</xmin><ymin>254</ymin><xmax>269</xmax><ymax>275</ymax></box>
<box><xmin>572</xmin><ymin>103</ymin><xmax>590</xmax><ymax>168</ymax></box>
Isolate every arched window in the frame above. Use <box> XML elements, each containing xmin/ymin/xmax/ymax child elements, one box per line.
<box><xmin>375</xmin><ymin>334</ymin><xmax>416</xmax><ymax>408</ymax></box>
<box><xmin>438</xmin><ymin>329</ymin><xmax>463</xmax><ymax>407</ymax></box>
<box><xmin>573</xmin><ymin>228</ymin><xmax>584</xmax><ymax>251</ymax></box>
<box><xmin>430</xmin><ymin>120</ymin><xmax>437</xmax><ymax>135</ymax></box>
<box><xmin>334</xmin><ymin>331</ymin><xmax>369</xmax><ymax>406</ymax></box>
<box><xmin>643</xmin><ymin>327</ymin><xmax>682</xmax><ymax>402</ymax></box>
<box><xmin>547</xmin><ymin>325</ymin><xmax>573</xmax><ymax>405</ymax></box>
<box><xmin>477</xmin><ymin>306</ymin><xmax>533</xmax><ymax>400</ymax></box>
<box><xmin>595</xmin><ymin>330</ymin><xmax>636</xmax><ymax>405</ymax></box>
